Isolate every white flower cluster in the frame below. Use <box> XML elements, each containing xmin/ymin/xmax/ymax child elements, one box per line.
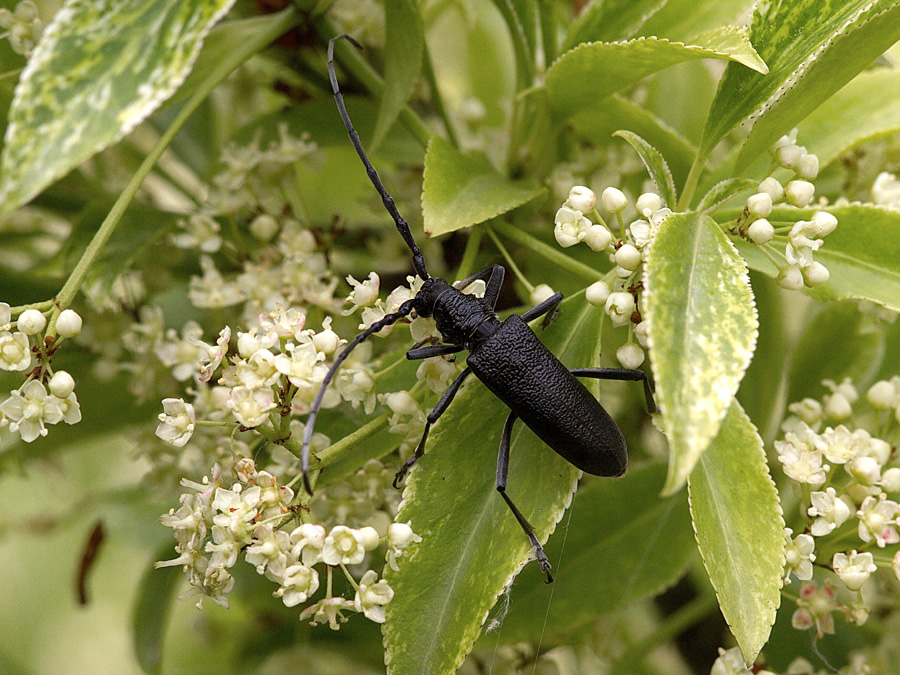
<box><xmin>553</xmin><ymin>186</ymin><xmax>669</xmax><ymax>368</ymax></box>
<box><xmin>0</xmin><ymin>303</ymin><xmax>83</xmax><ymax>442</ymax></box>
<box><xmin>737</xmin><ymin>130</ymin><xmax>837</xmax><ymax>290</ymax></box>
<box><xmin>777</xmin><ymin>376</ymin><xmax>900</xmax><ymax>635</ymax></box>
<box><xmin>156</xmin><ymin>460</ymin><xmax>419</xmax><ymax>627</ymax></box>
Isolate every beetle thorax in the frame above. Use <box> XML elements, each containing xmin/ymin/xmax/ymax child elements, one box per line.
<box><xmin>415</xmin><ymin>278</ymin><xmax>498</xmax><ymax>347</ymax></box>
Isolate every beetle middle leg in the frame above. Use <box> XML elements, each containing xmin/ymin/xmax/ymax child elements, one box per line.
<box><xmin>570</xmin><ymin>367</ymin><xmax>658</xmax><ymax>414</ymax></box>
<box><xmin>393</xmin><ymin>366</ymin><xmax>473</xmax><ymax>487</ymax></box>
<box><xmin>496</xmin><ymin>411</ymin><xmax>554</xmax><ymax>582</ymax></box>
<box><xmin>521</xmin><ymin>291</ymin><xmax>564</xmax><ymax>328</ymax></box>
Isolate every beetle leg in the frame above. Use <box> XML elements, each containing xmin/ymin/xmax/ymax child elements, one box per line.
<box><xmin>454</xmin><ymin>264</ymin><xmax>506</xmax><ymax>309</ymax></box>
<box><xmin>393</xmin><ymin>366</ymin><xmax>473</xmax><ymax>488</ymax></box>
<box><xmin>520</xmin><ymin>291</ymin><xmax>564</xmax><ymax>327</ymax></box>
<box><xmin>406</xmin><ymin>343</ymin><xmax>464</xmax><ymax>360</ymax></box>
<box><xmin>496</xmin><ymin>411</ymin><xmax>554</xmax><ymax>583</ymax></box>
<box><xmin>570</xmin><ymin>367</ymin><xmax>657</xmax><ymax>414</ymax></box>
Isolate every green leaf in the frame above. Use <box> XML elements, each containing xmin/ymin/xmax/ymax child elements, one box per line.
<box><xmin>798</xmin><ymin>67</ymin><xmax>900</xmax><ymax>169</ymax></box>
<box><xmin>371</xmin><ymin>0</ymin><xmax>424</xmax><ymax>150</ymax></box>
<box><xmin>562</xmin><ymin>0</ymin><xmax>667</xmax><ymax>49</ymax></box>
<box><xmin>383</xmin><ymin>294</ymin><xmax>601</xmax><ymax>675</ymax></box>
<box><xmin>785</xmin><ymin>302</ymin><xmax>885</xmax><ymax>406</ymax></box>
<box><xmin>643</xmin><ymin>213</ymin><xmax>758</xmax><ymax>495</ymax></box>
<box><xmin>421</xmin><ymin>135</ymin><xmax>544</xmax><ymax>236</ymax></box>
<box><xmin>736</xmin><ymin>204</ymin><xmax>900</xmax><ymax>312</ymax></box>
<box><xmin>133</xmin><ymin>548</ymin><xmax>181</xmax><ymax>674</ymax></box>
<box><xmin>494</xmin><ymin>463</ymin><xmax>694</xmax><ymax>643</ymax></box>
<box><xmin>695</xmin><ymin>177</ymin><xmax>758</xmax><ymax>213</ymax></box>
<box><xmin>570</xmin><ymin>95</ymin><xmax>696</xmax><ymax>187</ymax></box>
<box><xmin>546</xmin><ymin>36</ymin><xmax>767</xmax><ymax>119</ymax></box>
<box><xmin>613</xmin><ymin>130</ymin><xmax>677</xmax><ymax>207</ymax></box>
<box><xmin>688</xmin><ymin>401</ymin><xmax>784</xmax><ymax>664</ymax></box>
<box><xmin>638</xmin><ymin>0</ymin><xmax>753</xmax><ymax>43</ymax></box>
<box><xmin>737</xmin><ymin>271</ymin><xmax>786</xmax><ymax>447</ymax></box>
<box><xmin>701</xmin><ymin>0</ymin><xmax>900</xmax><ymax>167</ymax></box>
<box><xmin>0</xmin><ymin>0</ymin><xmax>237</xmax><ymax>213</ymax></box>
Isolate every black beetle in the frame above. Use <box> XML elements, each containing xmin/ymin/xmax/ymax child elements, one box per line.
<box><xmin>301</xmin><ymin>35</ymin><xmax>657</xmax><ymax>582</ymax></box>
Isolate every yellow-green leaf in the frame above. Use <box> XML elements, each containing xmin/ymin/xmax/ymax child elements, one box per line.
<box><xmin>643</xmin><ymin>212</ymin><xmax>758</xmax><ymax>495</ymax></box>
<box><xmin>0</xmin><ymin>0</ymin><xmax>235</xmax><ymax>212</ymax></box>
<box><xmin>546</xmin><ymin>36</ymin><xmax>766</xmax><ymax>119</ymax></box>
<box><xmin>688</xmin><ymin>401</ymin><xmax>784</xmax><ymax>664</ymax></box>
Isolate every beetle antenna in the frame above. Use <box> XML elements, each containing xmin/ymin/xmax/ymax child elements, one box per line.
<box><xmin>302</xmin><ymin>298</ymin><xmax>418</xmax><ymax>494</ymax></box>
<box><xmin>327</xmin><ymin>35</ymin><xmax>429</xmax><ymax>280</ymax></box>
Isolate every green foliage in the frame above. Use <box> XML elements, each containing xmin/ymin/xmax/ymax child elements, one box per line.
<box><xmin>2</xmin><ymin>1</ymin><xmax>900</xmax><ymax>674</ymax></box>
<box><xmin>644</xmin><ymin>212</ymin><xmax>758</xmax><ymax>495</ymax></box>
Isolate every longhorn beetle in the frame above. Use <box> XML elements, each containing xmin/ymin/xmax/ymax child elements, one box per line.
<box><xmin>302</xmin><ymin>35</ymin><xmax>657</xmax><ymax>582</ymax></box>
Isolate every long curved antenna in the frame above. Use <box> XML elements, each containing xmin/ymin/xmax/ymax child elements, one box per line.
<box><xmin>302</xmin><ymin>298</ymin><xmax>417</xmax><ymax>494</ymax></box>
<box><xmin>327</xmin><ymin>35</ymin><xmax>429</xmax><ymax>280</ymax></box>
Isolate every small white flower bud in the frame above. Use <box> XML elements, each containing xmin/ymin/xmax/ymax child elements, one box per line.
<box><xmin>786</xmin><ymin>180</ymin><xmax>815</xmax><ymax>207</ymax></box>
<box><xmin>384</xmin><ymin>390</ymin><xmax>419</xmax><ymax>416</ymax></box>
<box><xmin>849</xmin><ymin>456</ymin><xmax>880</xmax><ymax>486</ymax></box>
<box><xmin>358</xmin><ymin>526</ymin><xmax>380</xmax><ymax>551</ymax></box>
<box><xmin>313</xmin><ymin>327</ymin><xmax>341</xmax><ymax>355</ymax></box>
<box><xmin>388</xmin><ymin>522</ymin><xmax>418</xmax><ymax>549</ymax></box>
<box><xmin>802</xmin><ymin>262</ymin><xmax>830</xmax><ymax>287</ymax></box>
<box><xmin>748</xmin><ymin>218</ymin><xmax>774</xmax><ymax>244</ymax></box>
<box><xmin>811</xmin><ymin>210</ymin><xmax>838</xmax><ymax>236</ymax></box>
<box><xmin>584</xmin><ymin>224</ymin><xmax>613</xmax><ymax>251</ymax></box>
<box><xmin>635</xmin><ymin>321</ymin><xmax>649</xmax><ymax>348</ymax></box>
<box><xmin>824</xmin><ymin>392</ymin><xmax>853</xmax><ymax>420</ymax></box>
<box><xmin>893</xmin><ymin>550</ymin><xmax>900</xmax><ymax>583</ymax></box>
<box><xmin>600</xmin><ymin>187</ymin><xmax>627</xmax><ymax>214</ymax></box>
<box><xmin>635</xmin><ymin>192</ymin><xmax>662</xmax><ymax>216</ymax></box>
<box><xmin>56</xmin><ymin>309</ymin><xmax>83</xmax><ymax>338</ymax></box>
<box><xmin>880</xmin><ymin>467</ymin><xmax>900</xmax><ymax>493</ymax></box>
<box><xmin>17</xmin><ymin>309</ymin><xmax>46</xmax><ymax>335</ymax></box>
<box><xmin>530</xmin><ymin>284</ymin><xmax>555</xmax><ymax>306</ymax></box>
<box><xmin>747</xmin><ymin>192</ymin><xmax>773</xmax><ymax>217</ymax></box>
<box><xmin>616</xmin><ymin>342</ymin><xmax>644</xmax><ymax>368</ymax></box>
<box><xmin>615</xmin><ymin>244</ymin><xmax>642</xmax><ymax>271</ymax></box>
<box><xmin>779</xmin><ymin>145</ymin><xmax>805</xmax><ymax>169</ymax></box>
<box><xmin>605</xmin><ymin>292</ymin><xmax>635</xmax><ymax>327</ymax></box>
<box><xmin>777</xmin><ymin>265</ymin><xmax>804</xmax><ymax>290</ymax></box>
<box><xmin>249</xmin><ymin>214</ymin><xmax>279</xmax><ymax>242</ymax></box>
<box><xmin>797</xmin><ymin>153</ymin><xmax>819</xmax><ymax>180</ymax></box>
<box><xmin>48</xmin><ymin>370</ymin><xmax>75</xmax><ymax>398</ymax></box>
<box><xmin>758</xmin><ymin>177</ymin><xmax>784</xmax><ymax>202</ymax></box>
<box><xmin>566</xmin><ymin>186</ymin><xmax>596</xmax><ymax>214</ymax></box>
<box><xmin>585</xmin><ymin>281</ymin><xmax>611</xmax><ymax>307</ymax></box>
<box><xmin>866</xmin><ymin>381</ymin><xmax>897</xmax><ymax>410</ymax></box>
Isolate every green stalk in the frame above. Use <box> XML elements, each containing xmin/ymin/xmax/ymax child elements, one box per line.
<box><xmin>422</xmin><ymin>37</ymin><xmax>459</xmax><ymax>148</ymax></box>
<box><xmin>53</xmin><ymin>8</ymin><xmax>302</xmax><ymax>317</ymax></box>
<box><xmin>315</xmin><ymin>16</ymin><xmax>432</xmax><ymax>148</ymax></box>
<box><xmin>490</xmin><ymin>219</ymin><xmax>601</xmax><ymax>281</ymax></box>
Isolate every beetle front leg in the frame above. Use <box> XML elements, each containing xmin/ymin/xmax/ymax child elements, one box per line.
<box><xmin>393</xmin><ymin>366</ymin><xmax>473</xmax><ymax>488</ymax></box>
<box><xmin>496</xmin><ymin>411</ymin><xmax>553</xmax><ymax>583</ymax></box>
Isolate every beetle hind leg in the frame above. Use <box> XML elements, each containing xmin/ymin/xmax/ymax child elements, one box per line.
<box><xmin>496</xmin><ymin>411</ymin><xmax>553</xmax><ymax>583</ymax></box>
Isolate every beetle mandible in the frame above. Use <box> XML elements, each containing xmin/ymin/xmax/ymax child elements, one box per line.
<box><xmin>302</xmin><ymin>35</ymin><xmax>657</xmax><ymax>582</ymax></box>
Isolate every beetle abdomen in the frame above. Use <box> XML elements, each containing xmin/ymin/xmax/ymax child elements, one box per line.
<box><xmin>466</xmin><ymin>315</ymin><xmax>627</xmax><ymax>476</ymax></box>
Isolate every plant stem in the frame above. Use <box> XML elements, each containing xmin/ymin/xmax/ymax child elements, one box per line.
<box><xmin>455</xmin><ymin>227</ymin><xmax>483</xmax><ymax>281</ymax></box>
<box><xmin>422</xmin><ymin>37</ymin><xmax>458</xmax><ymax>148</ymax></box>
<box><xmin>485</xmin><ymin>223</ymin><xmax>533</xmax><ymax>292</ymax></box>
<box><xmin>677</xmin><ymin>152</ymin><xmax>706</xmax><ymax>211</ymax></box>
